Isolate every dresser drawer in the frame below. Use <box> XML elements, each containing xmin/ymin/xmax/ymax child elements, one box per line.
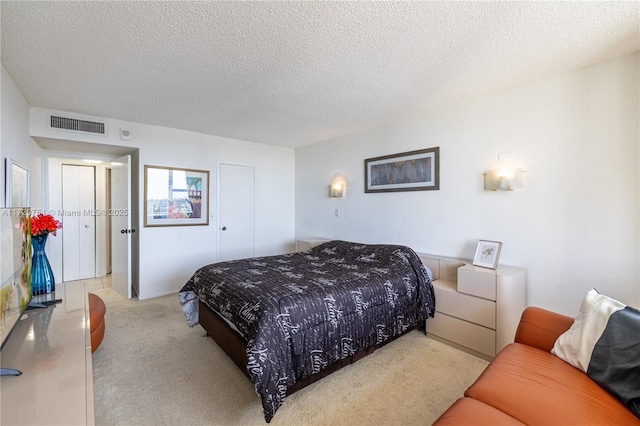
<box><xmin>458</xmin><ymin>264</ymin><xmax>496</xmax><ymax>300</ymax></box>
<box><xmin>434</xmin><ymin>284</ymin><xmax>495</xmax><ymax>329</ymax></box>
<box><xmin>427</xmin><ymin>313</ymin><xmax>496</xmax><ymax>357</ymax></box>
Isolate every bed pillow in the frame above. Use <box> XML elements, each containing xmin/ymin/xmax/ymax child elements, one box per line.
<box><xmin>551</xmin><ymin>288</ymin><xmax>640</xmax><ymax>418</ymax></box>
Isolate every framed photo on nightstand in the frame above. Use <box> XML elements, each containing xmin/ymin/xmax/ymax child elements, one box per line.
<box><xmin>473</xmin><ymin>240</ymin><xmax>502</xmax><ymax>269</ymax></box>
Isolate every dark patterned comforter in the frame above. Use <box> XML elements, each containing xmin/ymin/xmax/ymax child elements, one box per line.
<box><xmin>179</xmin><ymin>240</ymin><xmax>435</xmax><ymax>422</ymax></box>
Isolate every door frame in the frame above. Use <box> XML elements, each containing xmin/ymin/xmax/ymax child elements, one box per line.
<box><xmin>105</xmin><ymin>168</ymin><xmax>112</xmax><ymax>275</ymax></box>
<box><xmin>42</xmin><ymin>150</ymin><xmax>137</xmax><ymax>287</ymax></box>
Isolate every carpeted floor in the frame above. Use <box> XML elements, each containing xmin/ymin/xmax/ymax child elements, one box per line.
<box><xmin>91</xmin><ymin>288</ymin><xmax>488</xmax><ymax>426</ymax></box>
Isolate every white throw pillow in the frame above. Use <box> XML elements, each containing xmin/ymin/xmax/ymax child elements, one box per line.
<box><xmin>551</xmin><ymin>288</ymin><xmax>625</xmax><ymax>372</ymax></box>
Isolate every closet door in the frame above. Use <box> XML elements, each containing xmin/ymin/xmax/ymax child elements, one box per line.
<box><xmin>62</xmin><ymin>165</ymin><xmax>96</xmax><ymax>281</ymax></box>
<box><xmin>219</xmin><ymin>163</ymin><xmax>255</xmax><ymax>261</ymax></box>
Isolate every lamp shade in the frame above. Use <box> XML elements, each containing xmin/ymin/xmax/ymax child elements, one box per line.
<box><xmin>330</xmin><ymin>174</ymin><xmax>347</xmax><ymax>197</ymax></box>
<box><xmin>483</xmin><ymin>154</ymin><xmax>526</xmax><ymax>191</ymax></box>
<box><xmin>483</xmin><ymin>167</ymin><xmax>526</xmax><ymax>191</ymax></box>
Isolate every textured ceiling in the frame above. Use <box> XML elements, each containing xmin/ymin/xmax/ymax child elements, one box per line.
<box><xmin>1</xmin><ymin>1</ymin><xmax>639</xmax><ymax>148</ymax></box>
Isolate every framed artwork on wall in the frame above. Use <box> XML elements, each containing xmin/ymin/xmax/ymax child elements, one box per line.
<box><xmin>364</xmin><ymin>147</ymin><xmax>439</xmax><ymax>193</ymax></box>
<box><xmin>473</xmin><ymin>240</ymin><xmax>502</xmax><ymax>269</ymax></box>
<box><xmin>4</xmin><ymin>158</ymin><xmax>30</xmax><ymax>207</ymax></box>
<box><xmin>144</xmin><ymin>165</ymin><xmax>209</xmax><ymax>227</ymax></box>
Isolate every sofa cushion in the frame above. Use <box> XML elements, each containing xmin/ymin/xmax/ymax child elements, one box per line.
<box><xmin>552</xmin><ymin>289</ymin><xmax>640</xmax><ymax>417</ymax></box>
<box><xmin>465</xmin><ymin>343</ymin><xmax>640</xmax><ymax>425</ymax></box>
<box><xmin>433</xmin><ymin>397</ymin><xmax>524</xmax><ymax>425</ymax></box>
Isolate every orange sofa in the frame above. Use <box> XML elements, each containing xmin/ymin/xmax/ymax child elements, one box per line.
<box><xmin>433</xmin><ymin>306</ymin><xmax>640</xmax><ymax>425</ymax></box>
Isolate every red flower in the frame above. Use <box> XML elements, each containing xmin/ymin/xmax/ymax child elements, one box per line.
<box><xmin>30</xmin><ymin>214</ymin><xmax>62</xmax><ymax>237</ymax></box>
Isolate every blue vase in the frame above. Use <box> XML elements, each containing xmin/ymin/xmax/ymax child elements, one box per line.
<box><xmin>32</xmin><ymin>234</ymin><xmax>55</xmax><ymax>295</ymax></box>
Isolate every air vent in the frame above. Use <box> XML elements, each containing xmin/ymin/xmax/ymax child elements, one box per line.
<box><xmin>49</xmin><ymin>115</ymin><xmax>106</xmax><ymax>135</ymax></box>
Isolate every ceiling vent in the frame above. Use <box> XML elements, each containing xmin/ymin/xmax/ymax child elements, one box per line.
<box><xmin>49</xmin><ymin>114</ymin><xmax>107</xmax><ymax>136</ymax></box>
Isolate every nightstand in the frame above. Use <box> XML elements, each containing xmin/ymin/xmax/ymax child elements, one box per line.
<box><xmin>296</xmin><ymin>238</ymin><xmax>330</xmax><ymax>252</ymax></box>
<box><xmin>420</xmin><ymin>254</ymin><xmax>526</xmax><ymax>360</ymax></box>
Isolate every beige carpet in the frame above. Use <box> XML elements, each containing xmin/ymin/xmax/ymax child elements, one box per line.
<box><xmin>91</xmin><ymin>288</ymin><xmax>488</xmax><ymax>426</ymax></box>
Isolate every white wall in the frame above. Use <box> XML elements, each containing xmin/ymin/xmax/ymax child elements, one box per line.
<box><xmin>29</xmin><ymin>109</ymin><xmax>295</xmax><ymax>299</ymax></box>
<box><xmin>1</xmin><ymin>65</ymin><xmax>42</xmax><ymax>209</ymax></box>
<box><xmin>7</xmin><ymin>53</ymin><xmax>638</xmax><ymax>312</ymax></box>
<box><xmin>296</xmin><ymin>52</ymin><xmax>640</xmax><ymax>316</ymax></box>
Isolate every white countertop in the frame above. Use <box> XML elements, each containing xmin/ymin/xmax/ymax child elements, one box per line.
<box><xmin>1</xmin><ymin>281</ymin><xmax>94</xmax><ymax>425</ymax></box>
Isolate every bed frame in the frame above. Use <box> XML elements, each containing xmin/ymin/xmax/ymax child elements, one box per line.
<box><xmin>199</xmin><ymin>300</ymin><xmax>421</xmax><ymax>395</ymax></box>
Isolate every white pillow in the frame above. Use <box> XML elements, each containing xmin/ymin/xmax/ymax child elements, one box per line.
<box><xmin>551</xmin><ymin>288</ymin><xmax>625</xmax><ymax>372</ymax></box>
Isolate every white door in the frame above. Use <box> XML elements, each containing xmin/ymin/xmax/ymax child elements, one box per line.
<box><xmin>110</xmin><ymin>155</ymin><xmax>132</xmax><ymax>299</ymax></box>
<box><xmin>62</xmin><ymin>165</ymin><xmax>96</xmax><ymax>281</ymax></box>
<box><xmin>219</xmin><ymin>164</ymin><xmax>255</xmax><ymax>261</ymax></box>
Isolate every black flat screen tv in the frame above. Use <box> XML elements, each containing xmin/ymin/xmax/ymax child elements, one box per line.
<box><xmin>0</xmin><ymin>207</ymin><xmax>32</xmax><ymax>375</ymax></box>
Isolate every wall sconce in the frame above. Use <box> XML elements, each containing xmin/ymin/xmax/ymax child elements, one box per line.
<box><xmin>483</xmin><ymin>154</ymin><xmax>526</xmax><ymax>191</ymax></box>
<box><xmin>329</xmin><ymin>173</ymin><xmax>347</xmax><ymax>197</ymax></box>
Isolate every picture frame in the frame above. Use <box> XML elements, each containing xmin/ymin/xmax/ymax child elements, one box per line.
<box><xmin>4</xmin><ymin>158</ymin><xmax>30</xmax><ymax>207</ymax></box>
<box><xmin>364</xmin><ymin>147</ymin><xmax>439</xmax><ymax>193</ymax></box>
<box><xmin>144</xmin><ymin>165</ymin><xmax>209</xmax><ymax>227</ymax></box>
<box><xmin>473</xmin><ymin>240</ymin><xmax>502</xmax><ymax>269</ymax></box>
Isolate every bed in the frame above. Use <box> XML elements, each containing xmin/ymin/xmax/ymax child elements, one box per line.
<box><xmin>179</xmin><ymin>240</ymin><xmax>435</xmax><ymax>422</ymax></box>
